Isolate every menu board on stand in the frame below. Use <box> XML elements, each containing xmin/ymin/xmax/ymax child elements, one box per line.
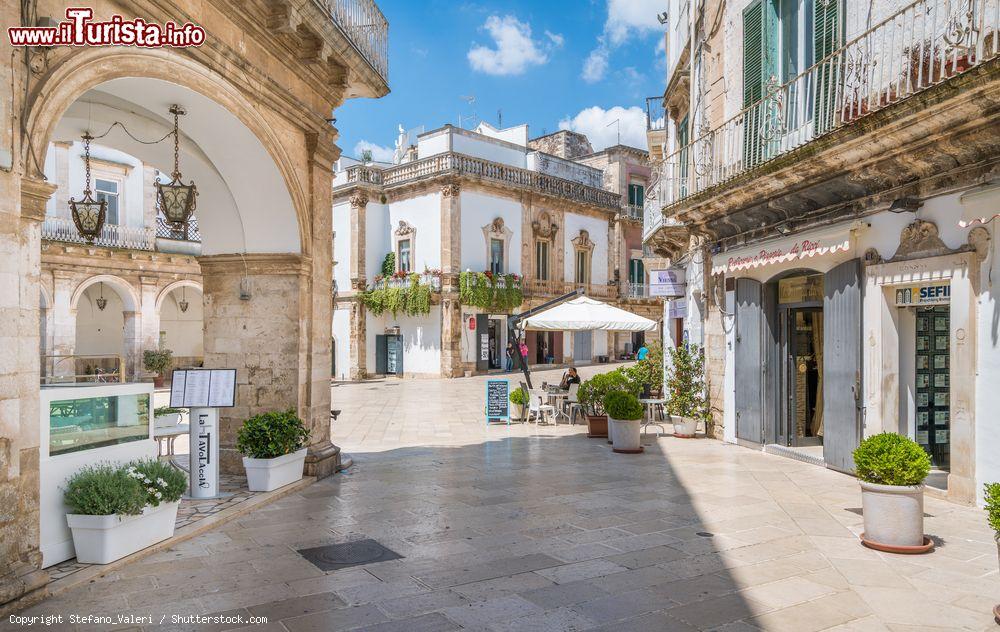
<box><xmin>169</xmin><ymin>369</ymin><xmax>237</xmax><ymax>499</ymax></box>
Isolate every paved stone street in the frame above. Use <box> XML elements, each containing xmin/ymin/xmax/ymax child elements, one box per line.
<box><xmin>12</xmin><ymin>366</ymin><xmax>1000</xmax><ymax>631</ymax></box>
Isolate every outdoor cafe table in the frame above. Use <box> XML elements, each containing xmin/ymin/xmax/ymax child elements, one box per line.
<box><xmin>639</xmin><ymin>398</ymin><xmax>667</xmax><ymax>437</ymax></box>
<box><xmin>545</xmin><ymin>387</ymin><xmax>570</xmax><ymax>423</ymax></box>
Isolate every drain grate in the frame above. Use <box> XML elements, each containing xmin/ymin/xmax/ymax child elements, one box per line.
<box><xmin>297</xmin><ymin>539</ymin><xmax>403</xmax><ymax>572</ymax></box>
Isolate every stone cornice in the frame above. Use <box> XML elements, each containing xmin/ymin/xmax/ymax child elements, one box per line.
<box><xmin>20</xmin><ymin>179</ymin><xmax>58</xmax><ymax>223</ymax></box>
<box><xmin>198</xmin><ymin>252</ymin><xmax>312</xmax><ymax>276</ymax></box>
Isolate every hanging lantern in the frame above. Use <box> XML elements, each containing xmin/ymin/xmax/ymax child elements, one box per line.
<box><xmin>155</xmin><ymin>105</ymin><xmax>198</xmax><ymax>229</ymax></box>
<box><xmin>69</xmin><ymin>133</ymin><xmax>107</xmax><ymax>243</ymax></box>
<box><xmin>96</xmin><ymin>282</ymin><xmax>107</xmax><ymax>311</ymax></box>
<box><xmin>178</xmin><ymin>286</ymin><xmax>189</xmax><ymax>313</ymax></box>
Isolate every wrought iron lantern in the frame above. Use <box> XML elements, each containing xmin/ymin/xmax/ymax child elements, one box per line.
<box><xmin>96</xmin><ymin>282</ymin><xmax>107</xmax><ymax>311</ymax></box>
<box><xmin>69</xmin><ymin>133</ymin><xmax>107</xmax><ymax>243</ymax></box>
<box><xmin>178</xmin><ymin>286</ymin><xmax>189</xmax><ymax>313</ymax></box>
<box><xmin>155</xmin><ymin>105</ymin><xmax>198</xmax><ymax>229</ymax></box>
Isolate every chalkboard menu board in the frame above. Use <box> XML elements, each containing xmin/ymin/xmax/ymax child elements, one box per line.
<box><xmin>485</xmin><ymin>379</ymin><xmax>510</xmax><ymax>425</ymax></box>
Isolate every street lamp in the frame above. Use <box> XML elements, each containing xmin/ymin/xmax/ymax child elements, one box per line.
<box><xmin>178</xmin><ymin>286</ymin><xmax>189</xmax><ymax>313</ymax></box>
<box><xmin>156</xmin><ymin>105</ymin><xmax>198</xmax><ymax>229</ymax></box>
<box><xmin>96</xmin><ymin>282</ymin><xmax>107</xmax><ymax>311</ymax></box>
<box><xmin>69</xmin><ymin>133</ymin><xmax>107</xmax><ymax>243</ymax></box>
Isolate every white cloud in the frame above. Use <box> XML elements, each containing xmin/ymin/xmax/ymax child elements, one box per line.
<box><xmin>559</xmin><ymin>105</ymin><xmax>647</xmax><ymax>151</ymax></box>
<box><xmin>582</xmin><ymin>44</ymin><xmax>609</xmax><ymax>83</ymax></box>
<box><xmin>468</xmin><ymin>15</ymin><xmax>558</xmax><ymax>76</ymax></box>
<box><xmin>582</xmin><ymin>0</ymin><xmax>663</xmax><ymax>82</ymax></box>
<box><xmin>353</xmin><ymin>140</ymin><xmax>394</xmax><ymax>162</ymax></box>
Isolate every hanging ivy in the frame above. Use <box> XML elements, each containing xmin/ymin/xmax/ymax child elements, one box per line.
<box><xmin>459</xmin><ymin>271</ymin><xmax>523</xmax><ymax>312</ymax></box>
<box><xmin>362</xmin><ymin>273</ymin><xmax>435</xmax><ymax>317</ymax></box>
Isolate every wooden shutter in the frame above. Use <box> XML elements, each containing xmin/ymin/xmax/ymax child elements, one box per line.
<box><xmin>476</xmin><ymin>315</ymin><xmax>490</xmax><ymax>371</ymax></box>
<box><xmin>742</xmin><ymin>0</ymin><xmax>778</xmax><ymax>168</ymax></box>
<box><xmin>813</xmin><ymin>0</ymin><xmax>842</xmax><ymax>133</ymax></box>
<box><xmin>375</xmin><ymin>335</ymin><xmax>388</xmax><ymax>375</ymax></box>
<box><xmin>735</xmin><ymin>278</ymin><xmax>764</xmax><ymax>446</ymax></box>
<box><xmin>822</xmin><ymin>259</ymin><xmax>862</xmax><ymax>472</ymax></box>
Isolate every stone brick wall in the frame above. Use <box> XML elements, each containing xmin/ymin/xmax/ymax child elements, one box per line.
<box><xmin>527</xmin><ymin>131</ymin><xmax>594</xmax><ymax>160</ymax></box>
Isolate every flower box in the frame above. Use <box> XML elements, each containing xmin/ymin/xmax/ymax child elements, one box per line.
<box><xmin>67</xmin><ymin>501</ymin><xmax>179</xmax><ymax>564</ymax></box>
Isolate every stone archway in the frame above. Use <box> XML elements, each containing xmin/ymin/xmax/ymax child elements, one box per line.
<box><xmin>68</xmin><ymin>275</ymin><xmax>140</xmax><ymax>380</ymax></box>
<box><xmin>156</xmin><ymin>281</ymin><xmax>204</xmax><ymax>372</ymax></box>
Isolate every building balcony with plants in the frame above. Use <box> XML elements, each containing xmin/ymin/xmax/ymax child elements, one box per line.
<box><xmin>361</xmin><ymin>270</ymin><xmax>442</xmax><ymax>318</ymax></box>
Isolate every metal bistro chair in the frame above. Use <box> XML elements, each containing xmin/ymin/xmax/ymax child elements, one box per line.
<box><xmin>529</xmin><ymin>390</ymin><xmax>555</xmax><ymax>426</ymax></box>
<box><xmin>565</xmin><ymin>383</ymin><xmax>582</xmax><ymax>425</ymax></box>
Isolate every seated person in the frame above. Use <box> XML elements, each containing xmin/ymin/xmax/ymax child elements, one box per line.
<box><xmin>559</xmin><ymin>366</ymin><xmax>581</xmax><ymax>389</ymax></box>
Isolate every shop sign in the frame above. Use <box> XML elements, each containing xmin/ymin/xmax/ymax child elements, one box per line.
<box><xmin>711</xmin><ymin>227</ymin><xmax>853</xmax><ymax>275</ymax></box>
<box><xmin>894</xmin><ymin>282</ymin><xmax>950</xmax><ymax>306</ymax></box>
<box><xmin>649</xmin><ymin>270</ymin><xmax>685</xmax><ymax>298</ymax></box>
<box><xmin>667</xmin><ymin>299</ymin><xmax>687</xmax><ymax>320</ymax></box>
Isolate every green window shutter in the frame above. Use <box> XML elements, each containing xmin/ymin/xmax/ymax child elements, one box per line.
<box><xmin>743</xmin><ymin>0</ymin><xmax>778</xmax><ymax>168</ymax></box>
<box><xmin>814</xmin><ymin>0</ymin><xmax>842</xmax><ymax>132</ymax></box>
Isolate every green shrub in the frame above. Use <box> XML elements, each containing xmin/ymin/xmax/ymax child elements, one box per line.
<box><xmin>665</xmin><ymin>344</ymin><xmax>710</xmax><ymax>424</ymax></box>
<box><xmin>142</xmin><ymin>349</ymin><xmax>173</xmax><ymax>375</ymax></box>
<box><xmin>362</xmin><ymin>274</ymin><xmax>433</xmax><ymax>317</ymax></box>
<box><xmin>985</xmin><ymin>483</ymin><xmax>1000</xmax><ymax>537</ymax></box>
<box><xmin>578</xmin><ymin>369</ymin><xmax>640</xmax><ymax>416</ymax></box>
<box><xmin>380</xmin><ymin>252</ymin><xmax>396</xmax><ymax>277</ymax></box>
<box><xmin>509</xmin><ymin>387</ymin><xmax>529</xmax><ymax>406</ymax></box>
<box><xmin>236</xmin><ymin>409</ymin><xmax>311</xmax><ymax>459</ymax></box>
<box><xmin>63</xmin><ymin>464</ymin><xmax>146</xmax><ymax>516</ymax></box>
<box><xmin>853</xmin><ymin>432</ymin><xmax>931</xmax><ymax>486</ymax></box>
<box><xmin>459</xmin><ymin>271</ymin><xmax>523</xmax><ymax>312</ymax></box>
<box><xmin>153</xmin><ymin>406</ymin><xmax>185</xmax><ymax>417</ymax></box>
<box><xmin>625</xmin><ymin>341</ymin><xmax>664</xmax><ymax>393</ymax></box>
<box><xmin>127</xmin><ymin>459</ymin><xmax>187</xmax><ymax>507</ymax></box>
<box><xmin>603</xmin><ymin>391</ymin><xmax>643</xmax><ymax>420</ymax></box>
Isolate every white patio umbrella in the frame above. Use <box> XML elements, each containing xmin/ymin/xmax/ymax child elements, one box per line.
<box><xmin>518</xmin><ymin>296</ymin><xmax>656</xmax><ymax>332</ymax></box>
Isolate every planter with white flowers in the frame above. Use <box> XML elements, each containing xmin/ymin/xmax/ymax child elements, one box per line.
<box><xmin>237</xmin><ymin>409</ymin><xmax>311</xmax><ymax>492</ymax></box>
<box><xmin>984</xmin><ymin>482</ymin><xmax>1000</xmax><ymax>623</ymax></box>
<box><xmin>64</xmin><ymin>459</ymin><xmax>186</xmax><ymax>564</ymax></box>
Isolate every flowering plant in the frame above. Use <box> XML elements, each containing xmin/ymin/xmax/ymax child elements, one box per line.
<box><xmin>126</xmin><ymin>459</ymin><xmax>187</xmax><ymax>507</ymax></box>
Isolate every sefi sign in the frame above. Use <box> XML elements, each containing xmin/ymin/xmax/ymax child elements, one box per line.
<box><xmin>895</xmin><ymin>282</ymin><xmax>951</xmax><ymax>307</ymax></box>
<box><xmin>485</xmin><ymin>379</ymin><xmax>510</xmax><ymax>425</ymax></box>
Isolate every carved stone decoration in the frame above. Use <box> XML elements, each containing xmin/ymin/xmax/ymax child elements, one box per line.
<box><xmin>571</xmin><ymin>229</ymin><xmax>594</xmax><ymax>251</ymax></box>
<box><xmin>863</xmin><ymin>247</ymin><xmax>883</xmax><ymax>266</ymax></box>
<box><xmin>349</xmin><ymin>192</ymin><xmax>369</xmax><ymax>208</ymax></box>
<box><xmin>488</xmin><ymin>217</ymin><xmax>505</xmax><ymax>236</ymax></box>
<box><xmin>394</xmin><ymin>220</ymin><xmax>415</xmax><ymax>236</ymax></box>
<box><xmin>441</xmin><ymin>183</ymin><xmax>460</xmax><ymax>197</ymax></box>
<box><xmin>889</xmin><ymin>220</ymin><xmax>953</xmax><ymax>262</ymax></box>
<box><xmin>532</xmin><ymin>210</ymin><xmax>559</xmax><ymax>239</ymax></box>
<box><xmin>968</xmin><ymin>226</ymin><xmax>991</xmax><ymax>260</ymax></box>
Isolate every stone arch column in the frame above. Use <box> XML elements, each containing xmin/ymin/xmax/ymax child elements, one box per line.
<box><xmin>138</xmin><ymin>277</ymin><xmax>161</xmax><ymax>379</ymax></box>
<box><xmin>50</xmin><ymin>273</ymin><xmax>77</xmax><ymax>378</ymax></box>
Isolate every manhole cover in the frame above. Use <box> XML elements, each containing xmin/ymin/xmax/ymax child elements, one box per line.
<box><xmin>297</xmin><ymin>539</ymin><xmax>403</xmax><ymax>572</ymax></box>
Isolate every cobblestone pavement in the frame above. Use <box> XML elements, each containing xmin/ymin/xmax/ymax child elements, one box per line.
<box><xmin>11</xmin><ymin>365</ymin><xmax>1000</xmax><ymax>631</ymax></box>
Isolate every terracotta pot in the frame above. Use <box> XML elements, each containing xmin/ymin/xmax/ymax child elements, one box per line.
<box><xmin>153</xmin><ymin>375</ymin><xmax>164</xmax><ymax>388</ymax></box>
<box><xmin>859</xmin><ymin>481</ymin><xmax>931</xmax><ymax>552</ymax></box>
<box><xmin>586</xmin><ymin>415</ymin><xmax>608</xmax><ymax>438</ymax></box>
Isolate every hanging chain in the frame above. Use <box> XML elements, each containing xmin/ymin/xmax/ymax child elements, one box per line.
<box><xmin>83</xmin><ymin>133</ymin><xmax>93</xmax><ymax>194</ymax></box>
<box><xmin>172</xmin><ymin>108</ymin><xmax>181</xmax><ymax>179</ymax></box>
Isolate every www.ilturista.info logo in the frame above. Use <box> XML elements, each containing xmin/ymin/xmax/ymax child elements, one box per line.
<box><xmin>8</xmin><ymin>8</ymin><xmax>205</xmax><ymax>48</ymax></box>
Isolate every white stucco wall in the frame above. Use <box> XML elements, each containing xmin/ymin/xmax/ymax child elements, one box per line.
<box><xmin>333</xmin><ymin>201</ymin><xmax>352</xmax><ymax>291</ymax></box>
<box><xmin>332</xmin><ymin>306</ymin><xmax>351</xmax><ymax>381</ymax></box>
<box><xmin>460</xmin><ymin>191</ymin><xmax>523</xmax><ymax>274</ymax></box>
<box><xmin>365</xmin><ymin>308</ymin><xmax>443</xmax><ymax>377</ymax></box>
<box><xmin>563</xmin><ymin>213</ymin><xmax>610</xmax><ymax>285</ymax></box>
<box><xmin>365</xmin><ymin>200</ymin><xmax>390</xmax><ymax>278</ymax></box>
<box><xmin>75</xmin><ymin>285</ymin><xmax>125</xmax><ymax>356</ymax></box>
<box><xmin>159</xmin><ymin>289</ymin><xmax>203</xmax><ymax>357</ymax></box>
<box><xmin>390</xmin><ymin>194</ymin><xmax>442</xmax><ymax>272</ymax></box>
<box><xmin>46</xmin><ymin>142</ymin><xmax>146</xmax><ymax>227</ymax></box>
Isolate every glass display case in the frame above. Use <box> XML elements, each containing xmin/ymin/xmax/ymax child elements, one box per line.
<box><xmin>48</xmin><ymin>392</ymin><xmax>150</xmax><ymax>456</ymax></box>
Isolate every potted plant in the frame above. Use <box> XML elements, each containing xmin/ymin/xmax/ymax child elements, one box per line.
<box><xmin>509</xmin><ymin>387</ymin><xmax>529</xmax><ymax>421</ymax></box>
<box><xmin>142</xmin><ymin>348</ymin><xmax>173</xmax><ymax>387</ymax></box>
<box><xmin>665</xmin><ymin>344</ymin><xmax>709</xmax><ymax>438</ymax></box>
<box><xmin>237</xmin><ymin>409</ymin><xmax>311</xmax><ymax>492</ymax></box>
<box><xmin>64</xmin><ymin>459</ymin><xmax>186</xmax><ymax>564</ymax></box>
<box><xmin>853</xmin><ymin>432</ymin><xmax>933</xmax><ymax>553</ymax></box>
<box><xmin>984</xmin><ymin>482</ymin><xmax>1000</xmax><ymax>623</ymax></box>
<box><xmin>604</xmin><ymin>391</ymin><xmax>644</xmax><ymax>454</ymax></box>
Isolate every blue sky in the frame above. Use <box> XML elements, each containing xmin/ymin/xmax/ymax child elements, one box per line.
<box><xmin>335</xmin><ymin>0</ymin><xmax>666</xmax><ymax>162</ymax></box>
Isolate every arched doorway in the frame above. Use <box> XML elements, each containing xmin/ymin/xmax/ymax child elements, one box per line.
<box><xmin>157</xmin><ymin>282</ymin><xmax>204</xmax><ymax>373</ymax></box>
<box><xmin>69</xmin><ymin>275</ymin><xmax>141</xmax><ymax>380</ymax></box>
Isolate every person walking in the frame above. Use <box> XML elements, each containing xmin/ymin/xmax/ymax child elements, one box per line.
<box><xmin>637</xmin><ymin>344</ymin><xmax>649</xmax><ymax>361</ymax></box>
<box><xmin>505</xmin><ymin>341</ymin><xmax>515</xmax><ymax>372</ymax></box>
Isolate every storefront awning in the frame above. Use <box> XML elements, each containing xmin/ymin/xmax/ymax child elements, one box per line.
<box><xmin>958</xmin><ymin>184</ymin><xmax>1000</xmax><ymax>227</ymax></box>
<box><xmin>519</xmin><ymin>296</ymin><xmax>656</xmax><ymax>332</ymax></box>
<box><xmin>711</xmin><ymin>226</ymin><xmax>854</xmax><ymax>276</ymax></box>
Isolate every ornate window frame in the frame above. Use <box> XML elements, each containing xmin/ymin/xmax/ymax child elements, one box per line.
<box><xmin>393</xmin><ymin>220</ymin><xmax>416</xmax><ymax>273</ymax></box>
<box><xmin>482</xmin><ymin>217</ymin><xmax>513</xmax><ymax>274</ymax></box>
<box><xmin>531</xmin><ymin>210</ymin><xmax>559</xmax><ymax>282</ymax></box>
<box><xmin>571</xmin><ymin>229</ymin><xmax>595</xmax><ymax>285</ymax></box>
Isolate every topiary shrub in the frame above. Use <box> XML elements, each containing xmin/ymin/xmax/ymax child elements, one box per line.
<box><xmin>509</xmin><ymin>387</ymin><xmax>529</xmax><ymax>406</ymax></box>
<box><xmin>985</xmin><ymin>482</ymin><xmax>1000</xmax><ymax>537</ymax></box>
<box><xmin>126</xmin><ymin>459</ymin><xmax>187</xmax><ymax>507</ymax></box>
<box><xmin>63</xmin><ymin>464</ymin><xmax>146</xmax><ymax>516</ymax></box>
<box><xmin>381</xmin><ymin>252</ymin><xmax>396</xmax><ymax>278</ymax></box>
<box><xmin>578</xmin><ymin>369</ymin><xmax>640</xmax><ymax>416</ymax></box>
<box><xmin>665</xmin><ymin>344</ymin><xmax>711</xmax><ymax>426</ymax></box>
<box><xmin>853</xmin><ymin>432</ymin><xmax>931</xmax><ymax>486</ymax></box>
<box><xmin>236</xmin><ymin>409</ymin><xmax>311</xmax><ymax>459</ymax></box>
<box><xmin>143</xmin><ymin>348</ymin><xmax>173</xmax><ymax>375</ymax></box>
<box><xmin>603</xmin><ymin>391</ymin><xmax>643</xmax><ymax>421</ymax></box>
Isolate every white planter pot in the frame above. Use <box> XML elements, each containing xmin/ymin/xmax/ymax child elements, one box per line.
<box><xmin>243</xmin><ymin>448</ymin><xmax>307</xmax><ymax>492</ymax></box>
<box><xmin>609</xmin><ymin>417</ymin><xmax>642</xmax><ymax>453</ymax></box>
<box><xmin>512</xmin><ymin>403</ymin><xmax>527</xmax><ymax>421</ymax></box>
<box><xmin>67</xmin><ymin>501</ymin><xmax>179</xmax><ymax>564</ymax></box>
<box><xmin>672</xmin><ymin>416</ymin><xmax>698</xmax><ymax>438</ymax></box>
<box><xmin>859</xmin><ymin>480</ymin><xmax>925</xmax><ymax>547</ymax></box>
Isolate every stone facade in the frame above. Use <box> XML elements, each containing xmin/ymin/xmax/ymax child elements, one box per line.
<box><xmin>1</xmin><ymin>0</ymin><xmax>387</xmax><ymax>610</ymax></box>
<box><xmin>527</xmin><ymin>130</ymin><xmax>594</xmax><ymax>160</ymax></box>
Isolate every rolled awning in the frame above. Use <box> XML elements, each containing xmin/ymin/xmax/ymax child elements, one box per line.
<box><xmin>711</xmin><ymin>225</ymin><xmax>854</xmax><ymax>276</ymax></box>
<box><xmin>959</xmin><ymin>184</ymin><xmax>1000</xmax><ymax>227</ymax></box>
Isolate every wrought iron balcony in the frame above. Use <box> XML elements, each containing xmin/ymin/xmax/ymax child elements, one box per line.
<box><xmin>340</xmin><ymin>152</ymin><xmax>622</xmax><ymax>210</ymax></box>
<box><xmin>655</xmin><ymin>0</ymin><xmax>999</xmax><ymax>210</ymax></box>
<box><xmin>155</xmin><ymin>215</ymin><xmax>202</xmax><ymax>243</ymax></box>
<box><xmin>314</xmin><ymin>0</ymin><xmax>388</xmax><ymax>83</ymax></box>
<box><xmin>371</xmin><ymin>272</ymin><xmax>442</xmax><ymax>291</ymax></box>
<box><xmin>622</xmin><ymin>203</ymin><xmax>644</xmax><ymax>221</ymax></box>
<box><xmin>42</xmin><ymin>216</ymin><xmax>154</xmax><ymax>250</ymax></box>
<box><xmin>624</xmin><ymin>283</ymin><xmax>651</xmax><ymax>299</ymax></box>
<box><xmin>646</xmin><ymin>96</ymin><xmax>667</xmax><ymax>131</ymax></box>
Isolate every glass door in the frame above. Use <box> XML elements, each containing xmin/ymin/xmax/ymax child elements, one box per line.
<box><xmin>782</xmin><ymin>308</ymin><xmax>824</xmax><ymax>446</ymax></box>
<box><xmin>915</xmin><ymin>306</ymin><xmax>950</xmax><ymax>469</ymax></box>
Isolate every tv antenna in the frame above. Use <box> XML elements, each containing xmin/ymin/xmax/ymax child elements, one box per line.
<box><xmin>497</xmin><ymin>109</ymin><xmax>503</xmax><ymax>128</ymax></box>
<box><xmin>458</xmin><ymin>95</ymin><xmax>477</xmax><ymax>129</ymax></box>
<box><xmin>606</xmin><ymin>118</ymin><xmax>621</xmax><ymax>145</ymax></box>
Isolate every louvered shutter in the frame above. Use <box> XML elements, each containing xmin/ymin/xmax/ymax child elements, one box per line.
<box><xmin>814</xmin><ymin>0</ymin><xmax>842</xmax><ymax>133</ymax></box>
<box><xmin>742</xmin><ymin>0</ymin><xmax>777</xmax><ymax>168</ymax></box>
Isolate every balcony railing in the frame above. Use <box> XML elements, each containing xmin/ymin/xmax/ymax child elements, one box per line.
<box><xmin>523</xmin><ymin>279</ymin><xmax>619</xmax><ymax>300</ymax></box>
<box><xmin>341</xmin><ymin>152</ymin><xmax>622</xmax><ymax>210</ymax></box>
<box><xmin>656</xmin><ymin>0</ymin><xmax>999</xmax><ymax>209</ymax></box>
<box><xmin>155</xmin><ymin>215</ymin><xmax>202</xmax><ymax>242</ymax></box>
<box><xmin>372</xmin><ymin>273</ymin><xmax>442</xmax><ymax>291</ymax></box>
<box><xmin>625</xmin><ymin>283</ymin><xmax>650</xmax><ymax>299</ymax></box>
<box><xmin>622</xmin><ymin>203</ymin><xmax>644</xmax><ymax>221</ymax></box>
<box><xmin>314</xmin><ymin>0</ymin><xmax>389</xmax><ymax>83</ymax></box>
<box><xmin>42</xmin><ymin>216</ymin><xmax>154</xmax><ymax>250</ymax></box>
<box><xmin>646</xmin><ymin>96</ymin><xmax>667</xmax><ymax>131</ymax></box>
